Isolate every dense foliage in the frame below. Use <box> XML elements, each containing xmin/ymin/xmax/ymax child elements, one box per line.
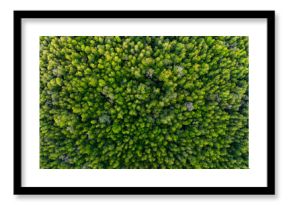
<box><xmin>40</xmin><ymin>36</ymin><xmax>249</xmax><ymax>169</ymax></box>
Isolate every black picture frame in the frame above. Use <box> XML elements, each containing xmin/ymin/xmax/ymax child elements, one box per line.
<box><xmin>14</xmin><ymin>10</ymin><xmax>275</xmax><ymax>195</ymax></box>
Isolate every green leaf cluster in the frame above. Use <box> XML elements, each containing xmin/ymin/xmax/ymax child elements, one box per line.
<box><xmin>40</xmin><ymin>36</ymin><xmax>249</xmax><ymax>169</ymax></box>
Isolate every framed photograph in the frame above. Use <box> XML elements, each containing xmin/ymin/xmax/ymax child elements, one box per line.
<box><xmin>14</xmin><ymin>10</ymin><xmax>275</xmax><ymax>195</ymax></box>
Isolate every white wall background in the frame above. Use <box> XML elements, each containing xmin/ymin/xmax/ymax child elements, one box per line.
<box><xmin>0</xmin><ymin>0</ymin><xmax>286</xmax><ymax>204</ymax></box>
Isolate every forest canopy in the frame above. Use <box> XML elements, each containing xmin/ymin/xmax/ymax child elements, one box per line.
<box><xmin>40</xmin><ymin>36</ymin><xmax>249</xmax><ymax>169</ymax></box>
